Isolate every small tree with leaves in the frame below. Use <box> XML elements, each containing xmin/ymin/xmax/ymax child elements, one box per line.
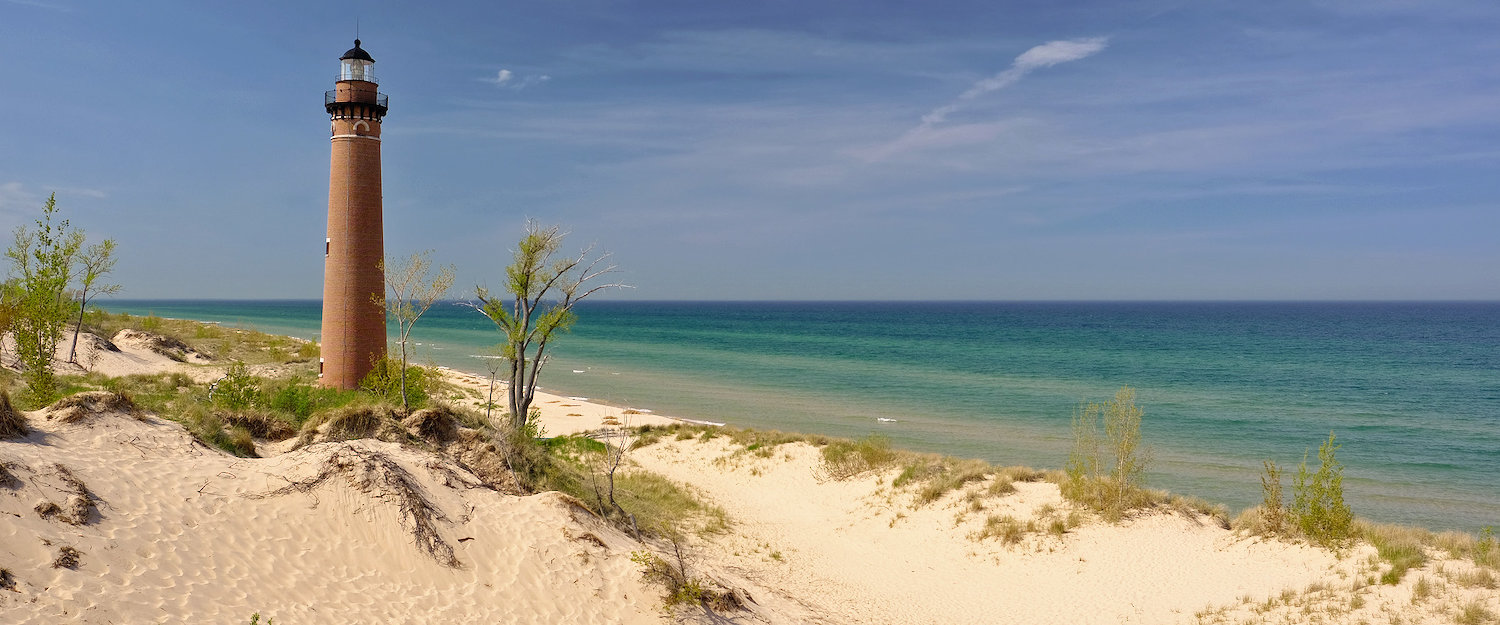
<box><xmin>68</xmin><ymin>238</ymin><xmax>120</xmax><ymax>363</ymax></box>
<box><xmin>1293</xmin><ymin>431</ymin><xmax>1353</xmax><ymax>548</ymax></box>
<box><xmin>469</xmin><ymin>222</ymin><xmax>623</xmax><ymax>437</ymax></box>
<box><xmin>1063</xmin><ymin>387</ymin><xmax>1151</xmax><ymax>521</ymax></box>
<box><xmin>377</xmin><ymin>250</ymin><xmax>455</xmax><ymax>414</ymax></box>
<box><xmin>5</xmin><ymin>194</ymin><xmax>85</xmax><ymax>401</ymax></box>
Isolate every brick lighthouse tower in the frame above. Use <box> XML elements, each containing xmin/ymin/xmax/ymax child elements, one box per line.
<box><xmin>320</xmin><ymin>39</ymin><xmax>389</xmax><ymax>389</ymax></box>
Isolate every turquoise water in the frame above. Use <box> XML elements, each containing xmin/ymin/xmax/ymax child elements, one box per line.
<box><xmin>102</xmin><ymin>300</ymin><xmax>1500</xmax><ymax>532</ymax></box>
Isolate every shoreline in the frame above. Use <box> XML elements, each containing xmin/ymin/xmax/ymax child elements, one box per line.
<box><xmin>95</xmin><ymin>303</ymin><xmax>1500</xmax><ymax>532</ymax></box>
<box><xmin>433</xmin><ymin>365</ymin><xmax>728</xmax><ymax>435</ymax></box>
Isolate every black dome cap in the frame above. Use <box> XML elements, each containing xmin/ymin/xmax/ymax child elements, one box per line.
<box><xmin>340</xmin><ymin>39</ymin><xmax>374</xmax><ymax>62</ymax></box>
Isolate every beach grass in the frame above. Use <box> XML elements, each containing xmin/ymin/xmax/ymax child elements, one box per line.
<box><xmin>82</xmin><ymin>308</ymin><xmax>318</xmax><ymax>367</ymax></box>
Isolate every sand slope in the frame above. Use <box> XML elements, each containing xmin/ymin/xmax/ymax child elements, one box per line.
<box><xmin>629</xmin><ymin>436</ymin><xmax>1499</xmax><ymax>625</ymax></box>
<box><xmin>0</xmin><ymin>407</ymin><xmax>674</xmax><ymax>624</ymax></box>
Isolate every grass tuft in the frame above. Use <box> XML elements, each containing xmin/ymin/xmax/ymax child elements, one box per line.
<box><xmin>820</xmin><ymin>435</ymin><xmax>898</xmax><ymax>480</ymax></box>
<box><xmin>1455</xmin><ymin>601</ymin><xmax>1497</xmax><ymax>625</ymax></box>
<box><xmin>976</xmin><ymin>515</ymin><xmax>1026</xmax><ymax>545</ymax></box>
<box><xmin>1358</xmin><ymin>521</ymin><xmax>1429</xmax><ymax>584</ymax></box>
<box><xmin>0</xmin><ymin>391</ymin><xmax>27</xmax><ymax>439</ymax></box>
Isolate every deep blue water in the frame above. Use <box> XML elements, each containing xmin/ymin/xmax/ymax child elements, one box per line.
<box><xmin>101</xmin><ymin>300</ymin><xmax>1500</xmax><ymax>531</ymax></box>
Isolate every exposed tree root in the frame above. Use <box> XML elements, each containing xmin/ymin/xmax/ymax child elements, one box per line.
<box><xmin>250</xmin><ymin>445</ymin><xmax>461</xmax><ymax>568</ymax></box>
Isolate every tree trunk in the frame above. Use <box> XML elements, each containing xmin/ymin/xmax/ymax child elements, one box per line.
<box><xmin>67</xmin><ymin>298</ymin><xmax>85</xmax><ymax>364</ymax></box>
<box><xmin>399</xmin><ymin>340</ymin><xmax>409</xmax><ymax>415</ymax></box>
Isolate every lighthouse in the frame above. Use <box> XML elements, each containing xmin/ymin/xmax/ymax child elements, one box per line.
<box><xmin>320</xmin><ymin>39</ymin><xmax>389</xmax><ymax>389</ymax></box>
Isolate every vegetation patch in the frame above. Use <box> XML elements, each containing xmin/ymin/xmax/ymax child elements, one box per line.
<box><xmin>402</xmin><ymin>405</ymin><xmax>462</xmax><ymax>444</ymax></box>
<box><xmin>221</xmin><ymin>410</ymin><xmax>296</xmax><ymax>441</ymax></box>
<box><xmin>1359</xmin><ymin>521</ymin><xmax>1429</xmax><ymax>584</ymax></box>
<box><xmin>296</xmin><ymin>404</ymin><xmax>404</xmax><ymax>448</ymax></box>
<box><xmin>1062</xmin><ymin>387</ymin><xmax>1151</xmax><ymax>522</ymax></box>
<box><xmin>0</xmin><ymin>391</ymin><xmax>27</xmax><ymax>439</ymax></box>
<box><xmin>1455</xmin><ymin>601</ymin><xmax>1497</xmax><ymax>625</ymax></box>
<box><xmin>45</xmin><ymin>390</ymin><xmax>138</xmax><ymax>424</ymax></box>
<box><xmin>630</xmin><ymin>546</ymin><xmax>746</xmax><ymax>613</ymax></box>
<box><xmin>51</xmin><ymin>546</ymin><xmax>82</xmax><ymax>570</ymax></box>
<box><xmin>820</xmin><ymin>435</ymin><xmax>898</xmax><ymax>479</ymax></box>
<box><xmin>614</xmin><ymin>471</ymin><xmax>730</xmax><ymax>537</ymax></box>
<box><xmin>1293</xmin><ymin>432</ymin><xmax>1353</xmax><ymax>549</ymax></box>
<box><xmin>83</xmin><ymin>309</ymin><xmax>315</xmax><ymax>367</ymax></box>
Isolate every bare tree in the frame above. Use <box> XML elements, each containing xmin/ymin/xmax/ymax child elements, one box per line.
<box><xmin>68</xmin><ymin>239</ymin><xmax>120</xmax><ymax>363</ymax></box>
<box><xmin>377</xmin><ymin>250</ymin><xmax>456</xmax><ymax>414</ymax></box>
<box><xmin>467</xmin><ymin>222</ymin><xmax>625</xmax><ymax>436</ymax></box>
<box><xmin>475</xmin><ymin>347</ymin><xmax>507</xmax><ymax>422</ymax></box>
<box><xmin>591</xmin><ymin>414</ymin><xmax>640</xmax><ymax>539</ymax></box>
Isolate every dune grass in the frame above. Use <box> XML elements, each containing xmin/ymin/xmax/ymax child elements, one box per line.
<box><xmin>820</xmin><ymin>435</ymin><xmax>899</xmax><ymax>479</ymax></box>
<box><xmin>83</xmin><ymin>308</ymin><xmax>319</xmax><ymax>367</ymax></box>
<box><xmin>506</xmin><ymin>429</ymin><xmax>729</xmax><ymax>539</ymax></box>
<box><xmin>0</xmin><ymin>391</ymin><xmax>26</xmax><ymax>439</ymax></box>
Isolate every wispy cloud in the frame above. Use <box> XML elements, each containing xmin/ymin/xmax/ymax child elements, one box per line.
<box><xmin>0</xmin><ymin>182</ymin><xmax>106</xmax><ymax>217</ymax></box>
<box><xmin>921</xmin><ymin>37</ymin><xmax>1107</xmax><ymax>126</ymax></box>
<box><xmin>0</xmin><ymin>182</ymin><xmax>39</xmax><ymax>215</ymax></box>
<box><xmin>866</xmin><ymin>37</ymin><xmax>1108</xmax><ymax>160</ymax></box>
<box><xmin>482</xmin><ymin>68</ymin><xmax>551</xmax><ymax>90</ymax></box>
<box><xmin>5</xmin><ymin>0</ymin><xmax>72</xmax><ymax>11</ymax></box>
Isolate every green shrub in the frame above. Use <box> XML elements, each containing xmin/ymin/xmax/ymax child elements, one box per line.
<box><xmin>180</xmin><ymin>405</ymin><xmax>256</xmax><ymax>457</ymax></box>
<box><xmin>1062</xmin><ymin>387</ymin><xmax>1151</xmax><ymax>521</ymax></box>
<box><xmin>212</xmin><ymin>361</ymin><xmax>259</xmax><ymax>410</ymax></box>
<box><xmin>1260</xmin><ymin>459</ymin><xmax>1287</xmax><ymax>536</ymax></box>
<box><xmin>1293</xmin><ymin>432</ymin><xmax>1353</xmax><ymax>549</ymax></box>
<box><xmin>262</xmin><ymin>379</ymin><xmax>357</xmax><ymax>423</ymax></box>
<box><xmin>820</xmin><ymin>435</ymin><xmax>897</xmax><ymax>479</ymax></box>
<box><xmin>359</xmin><ymin>356</ymin><xmax>430</xmax><ymax>410</ymax></box>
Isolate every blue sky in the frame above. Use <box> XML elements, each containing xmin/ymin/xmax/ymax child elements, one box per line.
<box><xmin>1</xmin><ymin>0</ymin><xmax>1496</xmax><ymax>300</ymax></box>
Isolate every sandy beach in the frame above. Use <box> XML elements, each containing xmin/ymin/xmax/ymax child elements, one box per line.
<box><xmin>1</xmin><ymin>332</ymin><xmax>1497</xmax><ymax>624</ymax></box>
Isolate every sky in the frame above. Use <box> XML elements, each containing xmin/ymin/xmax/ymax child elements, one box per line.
<box><xmin>1</xmin><ymin>0</ymin><xmax>1497</xmax><ymax>300</ymax></box>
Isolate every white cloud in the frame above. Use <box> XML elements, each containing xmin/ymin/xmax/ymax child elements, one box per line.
<box><xmin>871</xmin><ymin>37</ymin><xmax>1108</xmax><ymax>160</ymax></box>
<box><xmin>4</xmin><ymin>0</ymin><xmax>72</xmax><ymax>11</ymax></box>
<box><xmin>0</xmin><ymin>182</ymin><xmax>106</xmax><ymax>217</ymax></box>
<box><xmin>485</xmin><ymin>68</ymin><xmax>552</xmax><ymax>90</ymax></box>
<box><xmin>1014</xmin><ymin>37</ymin><xmax>1110</xmax><ymax>70</ymax></box>
<box><xmin>922</xmin><ymin>37</ymin><xmax>1108</xmax><ymax>127</ymax></box>
<box><xmin>0</xmin><ymin>181</ymin><xmax>38</xmax><ymax>215</ymax></box>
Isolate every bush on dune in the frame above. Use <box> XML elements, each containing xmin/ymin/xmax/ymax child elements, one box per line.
<box><xmin>1063</xmin><ymin>387</ymin><xmax>1152</xmax><ymax>521</ymax></box>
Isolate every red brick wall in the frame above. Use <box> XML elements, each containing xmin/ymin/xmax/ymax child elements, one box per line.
<box><xmin>320</xmin><ymin>98</ymin><xmax>387</xmax><ymax>389</ymax></box>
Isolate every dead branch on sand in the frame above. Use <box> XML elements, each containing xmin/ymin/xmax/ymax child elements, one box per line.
<box><xmin>248</xmin><ymin>444</ymin><xmax>461</xmax><ymax>568</ymax></box>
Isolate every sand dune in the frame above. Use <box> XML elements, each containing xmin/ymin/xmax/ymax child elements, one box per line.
<box><xmin>1</xmin><ymin>407</ymin><xmax>672</xmax><ymax>624</ymax></box>
<box><xmin>2</xmin><ymin>334</ymin><xmax>1496</xmax><ymax>623</ymax></box>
